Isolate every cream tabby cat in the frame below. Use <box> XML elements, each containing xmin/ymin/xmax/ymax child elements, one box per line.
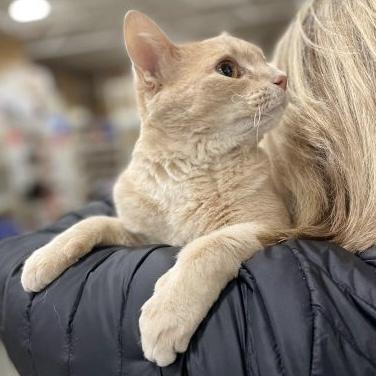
<box><xmin>21</xmin><ymin>11</ymin><xmax>290</xmax><ymax>367</ymax></box>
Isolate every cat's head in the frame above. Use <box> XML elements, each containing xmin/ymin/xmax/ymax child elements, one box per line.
<box><xmin>124</xmin><ymin>10</ymin><xmax>287</xmax><ymax>156</ymax></box>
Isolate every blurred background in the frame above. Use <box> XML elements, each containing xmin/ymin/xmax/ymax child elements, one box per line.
<box><xmin>0</xmin><ymin>0</ymin><xmax>305</xmax><ymax>239</ymax></box>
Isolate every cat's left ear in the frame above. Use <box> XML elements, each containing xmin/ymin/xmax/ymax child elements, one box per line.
<box><xmin>124</xmin><ymin>10</ymin><xmax>178</xmax><ymax>85</ymax></box>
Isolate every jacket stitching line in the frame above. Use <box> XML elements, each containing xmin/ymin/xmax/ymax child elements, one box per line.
<box><xmin>312</xmin><ymin>304</ymin><xmax>376</xmax><ymax>369</ymax></box>
<box><xmin>67</xmin><ymin>247</ymin><xmax>122</xmax><ymax>376</ymax></box>
<box><xmin>299</xmin><ymin>254</ymin><xmax>376</xmax><ymax>314</ymax></box>
<box><xmin>25</xmin><ymin>292</ymin><xmax>38</xmax><ymax>376</ymax></box>
<box><xmin>240</xmin><ymin>266</ymin><xmax>287</xmax><ymax>376</ymax></box>
<box><xmin>238</xmin><ymin>280</ymin><xmax>256</xmax><ymax>376</ymax></box>
<box><xmin>119</xmin><ymin>245</ymin><xmax>171</xmax><ymax>376</ymax></box>
<box><xmin>284</xmin><ymin>245</ymin><xmax>316</xmax><ymax>376</ymax></box>
<box><xmin>1</xmin><ymin>260</ymin><xmax>24</xmax><ymax>332</ymax></box>
<box><xmin>289</xmin><ymin>246</ymin><xmax>376</xmax><ymax>367</ymax></box>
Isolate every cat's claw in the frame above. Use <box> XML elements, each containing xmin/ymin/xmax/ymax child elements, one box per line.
<box><xmin>139</xmin><ymin>269</ymin><xmax>196</xmax><ymax>367</ymax></box>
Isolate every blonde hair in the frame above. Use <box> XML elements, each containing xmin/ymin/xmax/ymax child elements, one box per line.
<box><xmin>269</xmin><ymin>0</ymin><xmax>376</xmax><ymax>251</ymax></box>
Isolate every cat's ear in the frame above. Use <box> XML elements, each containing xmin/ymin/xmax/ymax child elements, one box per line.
<box><xmin>124</xmin><ymin>10</ymin><xmax>178</xmax><ymax>83</ymax></box>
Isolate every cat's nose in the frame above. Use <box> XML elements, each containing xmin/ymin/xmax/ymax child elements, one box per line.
<box><xmin>273</xmin><ymin>74</ymin><xmax>288</xmax><ymax>91</ymax></box>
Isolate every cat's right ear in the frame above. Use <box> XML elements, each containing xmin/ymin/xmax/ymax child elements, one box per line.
<box><xmin>124</xmin><ymin>10</ymin><xmax>178</xmax><ymax>87</ymax></box>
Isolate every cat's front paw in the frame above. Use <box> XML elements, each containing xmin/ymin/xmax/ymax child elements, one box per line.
<box><xmin>21</xmin><ymin>236</ymin><xmax>91</xmax><ymax>292</ymax></box>
<box><xmin>139</xmin><ymin>269</ymin><xmax>197</xmax><ymax>367</ymax></box>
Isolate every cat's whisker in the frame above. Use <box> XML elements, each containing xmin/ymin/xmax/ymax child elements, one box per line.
<box><xmin>255</xmin><ymin>106</ymin><xmax>262</xmax><ymax>158</ymax></box>
<box><xmin>253</xmin><ymin>107</ymin><xmax>258</xmax><ymax>127</ymax></box>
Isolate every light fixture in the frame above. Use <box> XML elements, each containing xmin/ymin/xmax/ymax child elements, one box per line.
<box><xmin>9</xmin><ymin>0</ymin><xmax>51</xmax><ymax>23</ymax></box>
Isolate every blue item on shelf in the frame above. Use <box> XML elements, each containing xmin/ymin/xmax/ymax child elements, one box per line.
<box><xmin>0</xmin><ymin>218</ymin><xmax>21</xmax><ymax>240</ymax></box>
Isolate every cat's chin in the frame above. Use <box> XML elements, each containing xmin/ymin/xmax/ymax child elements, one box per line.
<box><xmin>266</xmin><ymin>96</ymin><xmax>287</xmax><ymax>114</ymax></box>
<box><xmin>265</xmin><ymin>100</ymin><xmax>286</xmax><ymax>119</ymax></box>
<box><xmin>248</xmin><ymin>103</ymin><xmax>286</xmax><ymax>135</ymax></box>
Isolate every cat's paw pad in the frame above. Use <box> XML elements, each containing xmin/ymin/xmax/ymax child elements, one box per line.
<box><xmin>21</xmin><ymin>237</ymin><xmax>89</xmax><ymax>292</ymax></box>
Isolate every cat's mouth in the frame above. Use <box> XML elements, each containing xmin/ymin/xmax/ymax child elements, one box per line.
<box><xmin>254</xmin><ymin>101</ymin><xmax>286</xmax><ymax>123</ymax></box>
<box><xmin>233</xmin><ymin>96</ymin><xmax>287</xmax><ymax>134</ymax></box>
<box><xmin>243</xmin><ymin>101</ymin><xmax>286</xmax><ymax>133</ymax></box>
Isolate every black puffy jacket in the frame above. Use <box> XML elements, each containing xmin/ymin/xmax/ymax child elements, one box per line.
<box><xmin>1</xmin><ymin>201</ymin><xmax>376</xmax><ymax>376</ymax></box>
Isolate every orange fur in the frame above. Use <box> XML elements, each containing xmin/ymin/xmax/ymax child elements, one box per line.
<box><xmin>21</xmin><ymin>10</ymin><xmax>289</xmax><ymax>366</ymax></box>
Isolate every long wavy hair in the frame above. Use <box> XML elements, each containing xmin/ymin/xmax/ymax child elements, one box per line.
<box><xmin>266</xmin><ymin>0</ymin><xmax>376</xmax><ymax>251</ymax></box>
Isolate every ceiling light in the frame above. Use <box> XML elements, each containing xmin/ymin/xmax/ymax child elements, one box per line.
<box><xmin>9</xmin><ymin>0</ymin><xmax>51</xmax><ymax>23</ymax></box>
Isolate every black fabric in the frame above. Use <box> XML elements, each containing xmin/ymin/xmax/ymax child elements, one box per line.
<box><xmin>1</xmin><ymin>201</ymin><xmax>376</xmax><ymax>376</ymax></box>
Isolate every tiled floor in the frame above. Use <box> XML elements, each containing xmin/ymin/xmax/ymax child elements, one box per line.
<box><xmin>0</xmin><ymin>341</ymin><xmax>19</xmax><ymax>376</ymax></box>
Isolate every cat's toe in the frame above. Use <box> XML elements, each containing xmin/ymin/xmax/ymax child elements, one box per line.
<box><xmin>21</xmin><ymin>234</ymin><xmax>93</xmax><ymax>293</ymax></box>
<box><xmin>144</xmin><ymin>337</ymin><xmax>177</xmax><ymax>368</ymax></box>
<box><xmin>139</xmin><ymin>298</ymin><xmax>177</xmax><ymax>366</ymax></box>
<box><xmin>21</xmin><ymin>247</ymin><xmax>60</xmax><ymax>292</ymax></box>
<box><xmin>139</xmin><ymin>293</ymin><xmax>193</xmax><ymax>367</ymax></box>
<box><xmin>20</xmin><ymin>255</ymin><xmax>40</xmax><ymax>292</ymax></box>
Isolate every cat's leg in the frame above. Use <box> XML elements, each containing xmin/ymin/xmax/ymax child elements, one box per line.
<box><xmin>139</xmin><ymin>221</ymin><xmax>271</xmax><ymax>367</ymax></box>
<box><xmin>21</xmin><ymin>216</ymin><xmax>142</xmax><ymax>292</ymax></box>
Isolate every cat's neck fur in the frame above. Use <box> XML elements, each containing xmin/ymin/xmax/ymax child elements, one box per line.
<box><xmin>132</xmin><ymin>119</ymin><xmax>263</xmax><ymax>176</ymax></box>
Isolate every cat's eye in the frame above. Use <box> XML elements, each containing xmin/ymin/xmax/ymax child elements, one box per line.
<box><xmin>216</xmin><ymin>60</ymin><xmax>239</xmax><ymax>78</ymax></box>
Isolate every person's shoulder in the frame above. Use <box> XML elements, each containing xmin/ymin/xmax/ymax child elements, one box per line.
<box><xmin>240</xmin><ymin>238</ymin><xmax>376</xmax><ymax>320</ymax></box>
<box><xmin>244</xmin><ymin>238</ymin><xmax>376</xmax><ymax>271</ymax></box>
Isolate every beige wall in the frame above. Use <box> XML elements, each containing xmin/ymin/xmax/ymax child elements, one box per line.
<box><xmin>0</xmin><ymin>33</ymin><xmax>27</xmax><ymax>72</ymax></box>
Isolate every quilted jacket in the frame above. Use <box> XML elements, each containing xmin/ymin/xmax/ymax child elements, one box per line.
<box><xmin>1</xmin><ymin>201</ymin><xmax>376</xmax><ymax>376</ymax></box>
